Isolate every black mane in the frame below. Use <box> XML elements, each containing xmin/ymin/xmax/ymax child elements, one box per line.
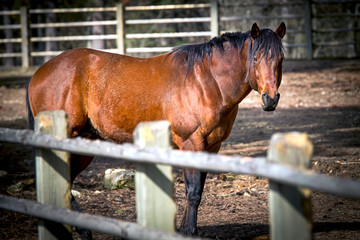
<box><xmin>171</xmin><ymin>29</ymin><xmax>284</xmax><ymax>74</ymax></box>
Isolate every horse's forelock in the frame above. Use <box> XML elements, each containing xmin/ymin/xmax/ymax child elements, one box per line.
<box><xmin>249</xmin><ymin>29</ymin><xmax>284</xmax><ymax>62</ymax></box>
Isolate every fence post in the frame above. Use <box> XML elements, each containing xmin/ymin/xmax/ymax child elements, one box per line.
<box><xmin>20</xmin><ymin>6</ymin><xmax>30</xmax><ymax>68</ymax></box>
<box><xmin>210</xmin><ymin>0</ymin><xmax>219</xmax><ymax>38</ymax></box>
<box><xmin>267</xmin><ymin>132</ymin><xmax>313</xmax><ymax>240</ymax></box>
<box><xmin>304</xmin><ymin>0</ymin><xmax>313</xmax><ymax>59</ymax></box>
<box><xmin>35</xmin><ymin>110</ymin><xmax>72</xmax><ymax>239</ymax></box>
<box><xmin>116</xmin><ymin>2</ymin><xmax>125</xmax><ymax>54</ymax></box>
<box><xmin>134</xmin><ymin>121</ymin><xmax>176</xmax><ymax>233</ymax></box>
<box><xmin>355</xmin><ymin>3</ymin><xmax>360</xmax><ymax>56</ymax></box>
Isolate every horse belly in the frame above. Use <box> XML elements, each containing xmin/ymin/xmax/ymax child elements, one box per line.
<box><xmin>90</xmin><ymin>94</ymin><xmax>167</xmax><ymax>144</ymax></box>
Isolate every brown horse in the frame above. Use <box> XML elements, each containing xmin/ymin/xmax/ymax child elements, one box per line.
<box><xmin>27</xmin><ymin>22</ymin><xmax>286</xmax><ymax>237</ymax></box>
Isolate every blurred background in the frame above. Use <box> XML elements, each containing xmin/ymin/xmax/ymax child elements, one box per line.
<box><xmin>0</xmin><ymin>2</ymin><xmax>359</xmax><ymax>239</ymax></box>
<box><xmin>0</xmin><ymin>0</ymin><xmax>359</xmax><ymax>69</ymax></box>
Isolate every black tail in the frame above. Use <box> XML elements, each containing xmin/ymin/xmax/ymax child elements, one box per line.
<box><xmin>26</xmin><ymin>83</ymin><xmax>34</xmax><ymax>130</ymax></box>
<box><xmin>26</xmin><ymin>83</ymin><xmax>36</xmax><ymax>171</ymax></box>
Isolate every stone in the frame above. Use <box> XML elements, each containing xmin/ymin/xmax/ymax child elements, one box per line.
<box><xmin>7</xmin><ymin>181</ymin><xmax>25</xmax><ymax>192</ymax></box>
<box><xmin>104</xmin><ymin>168</ymin><xmax>135</xmax><ymax>190</ymax></box>
<box><xmin>0</xmin><ymin>170</ymin><xmax>8</xmax><ymax>179</ymax></box>
<box><xmin>71</xmin><ymin>189</ymin><xmax>82</xmax><ymax>199</ymax></box>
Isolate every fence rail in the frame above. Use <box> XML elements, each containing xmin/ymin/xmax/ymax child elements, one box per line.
<box><xmin>30</xmin><ymin>20</ymin><xmax>118</xmax><ymax>28</ymax></box>
<box><xmin>1</xmin><ymin>110</ymin><xmax>360</xmax><ymax>239</ymax></box>
<box><xmin>0</xmin><ymin>195</ymin><xmax>194</xmax><ymax>240</ymax></box>
<box><xmin>29</xmin><ymin>7</ymin><xmax>117</xmax><ymax>14</ymax></box>
<box><xmin>1</xmin><ymin>126</ymin><xmax>360</xmax><ymax>199</ymax></box>
<box><xmin>1</xmin><ymin>0</ymin><xmax>359</xmax><ymax>69</ymax></box>
<box><xmin>125</xmin><ymin>4</ymin><xmax>211</xmax><ymax>11</ymax></box>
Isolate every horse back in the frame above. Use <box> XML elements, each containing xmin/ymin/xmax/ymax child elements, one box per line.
<box><xmin>27</xmin><ymin>48</ymin><xmax>175</xmax><ymax>140</ymax></box>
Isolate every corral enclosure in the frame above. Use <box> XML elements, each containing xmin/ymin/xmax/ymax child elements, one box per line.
<box><xmin>0</xmin><ymin>0</ymin><xmax>359</xmax><ymax>68</ymax></box>
<box><xmin>0</xmin><ymin>59</ymin><xmax>359</xmax><ymax>239</ymax></box>
<box><xmin>0</xmin><ymin>0</ymin><xmax>360</xmax><ymax>239</ymax></box>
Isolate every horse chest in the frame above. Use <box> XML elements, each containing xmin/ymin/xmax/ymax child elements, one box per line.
<box><xmin>204</xmin><ymin>107</ymin><xmax>238</xmax><ymax>150</ymax></box>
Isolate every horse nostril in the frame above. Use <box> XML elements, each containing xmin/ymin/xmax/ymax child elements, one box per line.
<box><xmin>261</xmin><ymin>93</ymin><xmax>268</xmax><ymax>104</ymax></box>
<box><xmin>274</xmin><ymin>93</ymin><xmax>280</xmax><ymax>102</ymax></box>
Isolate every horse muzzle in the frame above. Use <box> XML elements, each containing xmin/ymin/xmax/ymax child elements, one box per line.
<box><xmin>261</xmin><ymin>92</ymin><xmax>280</xmax><ymax>111</ymax></box>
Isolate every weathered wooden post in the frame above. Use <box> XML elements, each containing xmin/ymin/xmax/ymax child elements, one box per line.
<box><xmin>20</xmin><ymin>6</ymin><xmax>30</xmax><ymax>68</ymax></box>
<box><xmin>304</xmin><ymin>0</ymin><xmax>313</xmax><ymax>59</ymax></box>
<box><xmin>210</xmin><ymin>0</ymin><xmax>219</xmax><ymax>38</ymax></box>
<box><xmin>35</xmin><ymin>110</ymin><xmax>72</xmax><ymax>239</ymax></box>
<box><xmin>134</xmin><ymin>121</ymin><xmax>176</xmax><ymax>232</ymax></box>
<box><xmin>267</xmin><ymin>132</ymin><xmax>313</xmax><ymax>240</ymax></box>
<box><xmin>116</xmin><ymin>2</ymin><xmax>125</xmax><ymax>54</ymax></box>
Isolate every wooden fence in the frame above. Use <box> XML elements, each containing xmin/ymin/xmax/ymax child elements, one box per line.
<box><xmin>1</xmin><ymin>110</ymin><xmax>360</xmax><ymax>239</ymax></box>
<box><xmin>0</xmin><ymin>0</ymin><xmax>359</xmax><ymax>69</ymax></box>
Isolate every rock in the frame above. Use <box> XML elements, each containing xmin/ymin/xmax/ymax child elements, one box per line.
<box><xmin>23</xmin><ymin>178</ymin><xmax>35</xmax><ymax>186</ymax></box>
<box><xmin>243</xmin><ymin>192</ymin><xmax>251</xmax><ymax>197</ymax></box>
<box><xmin>0</xmin><ymin>170</ymin><xmax>8</xmax><ymax>179</ymax></box>
<box><xmin>7</xmin><ymin>178</ymin><xmax>35</xmax><ymax>192</ymax></box>
<box><xmin>7</xmin><ymin>181</ymin><xmax>25</xmax><ymax>192</ymax></box>
<box><xmin>104</xmin><ymin>168</ymin><xmax>135</xmax><ymax>190</ymax></box>
<box><xmin>71</xmin><ymin>189</ymin><xmax>82</xmax><ymax>199</ymax></box>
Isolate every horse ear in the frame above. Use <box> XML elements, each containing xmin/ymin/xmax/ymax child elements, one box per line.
<box><xmin>275</xmin><ymin>22</ymin><xmax>286</xmax><ymax>39</ymax></box>
<box><xmin>251</xmin><ymin>23</ymin><xmax>260</xmax><ymax>39</ymax></box>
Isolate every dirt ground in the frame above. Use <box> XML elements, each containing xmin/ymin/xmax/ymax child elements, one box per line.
<box><xmin>0</xmin><ymin>59</ymin><xmax>359</xmax><ymax>239</ymax></box>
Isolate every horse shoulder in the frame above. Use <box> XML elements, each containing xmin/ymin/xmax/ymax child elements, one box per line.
<box><xmin>205</xmin><ymin>105</ymin><xmax>239</xmax><ymax>151</ymax></box>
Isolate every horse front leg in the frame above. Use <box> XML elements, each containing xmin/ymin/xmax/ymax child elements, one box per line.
<box><xmin>176</xmin><ymin>130</ymin><xmax>221</xmax><ymax>236</ymax></box>
<box><xmin>180</xmin><ymin>169</ymin><xmax>207</xmax><ymax>236</ymax></box>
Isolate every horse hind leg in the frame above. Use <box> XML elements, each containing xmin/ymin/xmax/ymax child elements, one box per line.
<box><xmin>69</xmin><ymin>118</ymin><xmax>104</xmax><ymax>181</ymax></box>
<box><xmin>69</xmin><ymin>120</ymin><xmax>100</xmax><ymax>240</ymax></box>
<box><xmin>71</xmin><ymin>194</ymin><xmax>93</xmax><ymax>240</ymax></box>
<box><xmin>70</xmin><ymin>153</ymin><xmax>94</xmax><ymax>240</ymax></box>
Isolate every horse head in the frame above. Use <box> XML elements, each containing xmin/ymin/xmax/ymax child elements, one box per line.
<box><xmin>246</xmin><ymin>22</ymin><xmax>286</xmax><ymax>111</ymax></box>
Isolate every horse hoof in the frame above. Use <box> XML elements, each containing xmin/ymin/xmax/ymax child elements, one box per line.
<box><xmin>180</xmin><ymin>226</ymin><xmax>198</xmax><ymax>236</ymax></box>
<box><xmin>72</xmin><ymin>196</ymin><xmax>93</xmax><ymax>239</ymax></box>
<box><xmin>78</xmin><ymin>229</ymin><xmax>93</xmax><ymax>240</ymax></box>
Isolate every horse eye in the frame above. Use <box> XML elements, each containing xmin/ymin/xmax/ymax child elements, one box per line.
<box><xmin>254</xmin><ymin>57</ymin><xmax>258</xmax><ymax>62</ymax></box>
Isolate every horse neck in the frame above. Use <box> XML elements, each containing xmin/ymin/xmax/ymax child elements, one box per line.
<box><xmin>209</xmin><ymin>41</ymin><xmax>252</xmax><ymax>107</ymax></box>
